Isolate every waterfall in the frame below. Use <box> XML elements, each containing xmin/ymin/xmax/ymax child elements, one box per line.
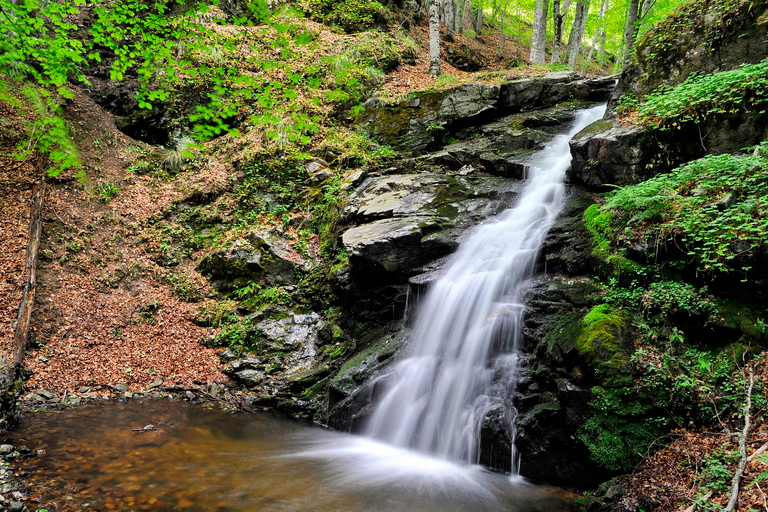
<box><xmin>365</xmin><ymin>104</ymin><xmax>607</xmax><ymax>469</ymax></box>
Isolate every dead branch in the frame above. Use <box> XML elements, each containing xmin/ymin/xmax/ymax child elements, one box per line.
<box><xmin>748</xmin><ymin>441</ymin><xmax>768</xmax><ymax>463</ymax></box>
<box><xmin>683</xmin><ymin>491</ymin><xmax>712</xmax><ymax>512</ymax></box>
<box><xmin>724</xmin><ymin>367</ymin><xmax>754</xmax><ymax>512</ymax></box>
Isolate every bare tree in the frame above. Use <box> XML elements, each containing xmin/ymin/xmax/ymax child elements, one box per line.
<box><xmin>529</xmin><ymin>0</ymin><xmax>550</xmax><ymax>64</ymax></box>
<box><xmin>498</xmin><ymin>0</ymin><xmax>508</xmax><ymax>56</ymax></box>
<box><xmin>429</xmin><ymin>0</ymin><xmax>441</xmax><ymax>77</ymax></box>
<box><xmin>454</xmin><ymin>0</ymin><xmax>467</xmax><ymax>33</ymax></box>
<box><xmin>564</xmin><ymin>0</ymin><xmax>590</xmax><ymax>69</ymax></box>
<box><xmin>550</xmin><ymin>0</ymin><xmax>571</xmax><ymax>64</ymax></box>
<box><xmin>617</xmin><ymin>0</ymin><xmax>640</xmax><ymax>70</ymax></box>
<box><xmin>472</xmin><ymin>0</ymin><xmax>483</xmax><ymax>32</ymax></box>
<box><xmin>581</xmin><ymin>0</ymin><xmax>608</xmax><ymax>73</ymax></box>
<box><xmin>442</xmin><ymin>0</ymin><xmax>455</xmax><ymax>37</ymax></box>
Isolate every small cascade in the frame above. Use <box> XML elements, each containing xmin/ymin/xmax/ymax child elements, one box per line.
<box><xmin>365</xmin><ymin>104</ymin><xmax>607</xmax><ymax>470</ymax></box>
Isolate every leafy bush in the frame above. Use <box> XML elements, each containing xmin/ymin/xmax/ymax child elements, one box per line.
<box><xmin>300</xmin><ymin>0</ymin><xmax>388</xmax><ymax>33</ymax></box>
<box><xmin>637</xmin><ymin>59</ymin><xmax>768</xmax><ymax>128</ymax></box>
<box><xmin>590</xmin><ymin>148</ymin><xmax>768</xmax><ymax>273</ymax></box>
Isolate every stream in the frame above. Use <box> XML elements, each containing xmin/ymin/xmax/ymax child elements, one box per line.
<box><xmin>7</xmin><ymin>400</ymin><xmax>580</xmax><ymax>511</ymax></box>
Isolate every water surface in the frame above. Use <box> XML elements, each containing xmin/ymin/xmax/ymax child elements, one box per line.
<box><xmin>8</xmin><ymin>400</ymin><xmax>580</xmax><ymax>511</ymax></box>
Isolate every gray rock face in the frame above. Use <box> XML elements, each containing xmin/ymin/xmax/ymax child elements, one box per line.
<box><xmin>569</xmin><ymin>111</ymin><xmax>768</xmax><ymax>189</ymax></box>
<box><xmin>340</xmin><ymin>172</ymin><xmax>520</xmax><ymax>284</ymax></box>
<box><xmin>197</xmin><ymin>230</ymin><xmax>314</xmax><ymax>290</ymax></box>
<box><xmin>225</xmin><ymin>311</ymin><xmax>325</xmax><ymax>388</ymax></box>
<box><xmin>567</xmin><ymin>119</ymin><xmax>654</xmax><ymax>188</ymax></box>
<box><xmin>357</xmin><ymin>72</ymin><xmax>614</xmax><ymax>154</ymax></box>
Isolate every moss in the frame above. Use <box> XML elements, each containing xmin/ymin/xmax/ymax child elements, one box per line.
<box><xmin>573</xmin><ymin>118</ymin><xmax>614</xmax><ymax>140</ymax></box>
<box><xmin>715</xmin><ymin>300</ymin><xmax>768</xmax><ymax>341</ymax></box>
<box><xmin>576</xmin><ymin>305</ymin><xmax>633</xmax><ymax>381</ymax></box>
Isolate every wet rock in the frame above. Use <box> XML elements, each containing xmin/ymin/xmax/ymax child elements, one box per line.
<box><xmin>326</xmin><ymin>330</ymin><xmax>405</xmax><ymax>431</ymax></box>
<box><xmin>478</xmin><ymin>403</ymin><xmax>514</xmax><ymax>472</ymax></box>
<box><xmin>342</xmin><ymin>217</ymin><xmax>430</xmax><ymax>278</ymax></box>
<box><xmin>8</xmin><ymin>501</ymin><xmax>23</xmax><ymax>512</ymax></box>
<box><xmin>131</xmin><ymin>429</ymin><xmax>171</xmax><ymax>447</ymax></box>
<box><xmin>568</xmin><ymin>119</ymin><xmax>654</xmax><ymax>188</ymax></box>
<box><xmin>232</xmin><ymin>369</ymin><xmax>264</xmax><ymax>387</ymax></box>
<box><xmin>185</xmin><ymin>391</ymin><xmax>196</xmax><ymax>400</ymax></box>
<box><xmin>219</xmin><ymin>349</ymin><xmax>238</xmax><ymax>361</ymax></box>
<box><xmin>0</xmin><ymin>445</ymin><xmax>13</xmax><ymax>455</ymax></box>
<box><xmin>341</xmin><ymin>173</ymin><xmax>520</xmax><ymax>286</ymax></box>
<box><xmin>356</xmin><ymin>72</ymin><xmax>611</xmax><ymax>154</ymax></box>
<box><xmin>114</xmin><ymin>383</ymin><xmax>128</xmax><ymax>393</ymax></box>
<box><xmin>230</xmin><ymin>357</ymin><xmax>262</xmax><ymax>371</ymax></box>
<box><xmin>35</xmin><ymin>389</ymin><xmax>55</xmax><ymax>401</ymax></box>
<box><xmin>147</xmin><ymin>379</ymin><xmax>163</xmax><ymax>390</ymax></box>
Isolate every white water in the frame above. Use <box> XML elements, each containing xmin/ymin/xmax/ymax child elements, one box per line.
<box><xmin>364</xmin><ymin>104</ymin><xmax>607</xmax><ymax>469</ymax></box>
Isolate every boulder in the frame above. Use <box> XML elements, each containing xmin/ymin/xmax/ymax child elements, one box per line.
<box><xmin>357</xmin><ymin>72</ymin><xmax>613</xmax><ymax>153</ymax></box>
<box><xmin>197</xmin><ymin>229</ymin><xmax>314</xmax><ymax>289</ymax></box>
<box><xmin>340</xmin><ymin>172</ymin><xmax>520</xmax><ymax>285</ymax></box>
<box><xmin>567</xmin><ymin>119</ymin><xmax>654</xmax><ymax>188</ymax></box>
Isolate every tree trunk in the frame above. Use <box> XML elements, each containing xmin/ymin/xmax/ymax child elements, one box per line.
<box><xmin>581</xmin><ymin>0</ymin><xmax>608</xmax><ymax>73</ymax></box>
<box><xmin>429</xmin><ymin>0</ymin><xmax>441</xmax><ymax>77</ymax></box>
<box><xmin>550</xmin><ymin>0</ymin><xmax>570</xmax><ymax>64</ymax></box>
<box><xmin>564</xmin><ymin>0</ymin><xmax>589</xmax><ymax>69</ymax></box>
<box><xmin>597</xmin><ymin>22</ymin><xmax>606</xmax><ymax>65</ymax></box>
<box><xmin>529</xmin><ymin>0</ymin><xmax>549</xmax><ymax>64</ymax></box>
<box><xmin>498</xmin><ymin>0</ymin><xmax>507</xmax><ymax>56</ymax></box>
<box><xmin>454</xmin><ymin>0</ymin><xmax>466</xmax><ymax>32</ymax></box>
<box><xmin>443</xmin><ymin>0</ymin><xmax>455</xmax><ymax>37</ymax></box>
<box><xmin>619</xmin><ymin>0</ymin><xmax>640</xmax><ymax>69</ymax></box>
<box><xmin>473</xmin><ymin>0</ymin><xmax>483</xmax><ymax>31</ymax></box>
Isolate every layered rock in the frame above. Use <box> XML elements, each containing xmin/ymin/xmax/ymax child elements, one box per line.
<box><xmin>569</xmin><ymin>0</ymin><xmax>768</xmax><ymax>188</ymax></box>
<box><xmin>357</xmin><ymin>72</ymin><xmax>614</xmax><ymax>154</ymax></box>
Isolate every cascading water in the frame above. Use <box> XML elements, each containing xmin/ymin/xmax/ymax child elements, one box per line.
<box><xmin>364</xmin><ymin>104</ymin><xmax>607</xmax><ymax>470</ymax></box>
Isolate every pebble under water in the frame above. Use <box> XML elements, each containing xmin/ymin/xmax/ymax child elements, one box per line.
<box><xmin>6</xmin><ymin>400</ymin><xmax>581</xmax><ymax>511</ymax></box>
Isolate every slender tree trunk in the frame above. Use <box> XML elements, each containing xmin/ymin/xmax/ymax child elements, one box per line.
<box><xmin>619</xmin><ymin>0</ymin><xmax>640</xmax><ymax>69</ymax></box>
<box><xmin>498</xmin><ymin>0</ymin><xmax>507</xmax><ymax>57</ymax></box>
<box><xmin>638</xmin><ymin>0</ymin><xmax>655</xmax><ymax>31</ymax></box>
<box><xmin>581</xmin><ymin>0</ymin><xmax>608</xmax><ymax>73</ymax></box>
<box><xmin>454</xmin><ymin>0</ymin><xmax>466</xmax><ymax>32</ymax></box>
<box><xmin>597</xmin><ymin>25</ymin><xmax>606</xmax><ymax>65</ymax></box>
<box><xmin>442</xmin><ymin>0</ymin><xmax>455</xmax><ymax>37</ymax></box>
<box><xmin>473</xmin><ymin>0</ymin><xmax>483</xmax><ymax>31</ymax></box>
<box><xmin>529</xmin><ymin>0</ymin><xmax>549</xmax><ymax>64</ymax></box>
<box><xmin>564</xmin><ymin>0</ymin><xmax>589</xmax><ymax>69</ymax></box>
<box><xmin>550</xmin><ymin>0</ymin><xmax>570</xmax><ymax>64</ymax></box>
<box><xmin>429</xmin><ymin>0</ymin><xmax>441</xmax><ymax>77</ymax></box>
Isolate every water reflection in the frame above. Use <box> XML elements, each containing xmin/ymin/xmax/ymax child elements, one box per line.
<box><xmin>7</xmin><ymin>400</ymin><xmax>579</xmax><ymax>511</ymax></box>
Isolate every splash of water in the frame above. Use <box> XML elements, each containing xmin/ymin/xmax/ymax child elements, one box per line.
<box><xmin>364</xmin><ymin>105</ymin><xmax>607</xmax><ymax>469</ymax></box>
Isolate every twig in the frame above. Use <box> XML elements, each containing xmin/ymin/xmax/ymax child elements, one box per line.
<box><xmin>724</xmin><ymin>367</ymin><xmax>754</xmax><ymax>512</ymax></box>
<box><xmin>748</xmin><ymin>441</ymin><xmax>768</xmax><ymax>463</ymax></box>
<box><xmin>683</xmin><ymin>491</ymin><xmax>712</xmax><ymax>512</ymax></box>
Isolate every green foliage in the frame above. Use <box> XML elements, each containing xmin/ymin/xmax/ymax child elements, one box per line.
<box><xmin>605</xmin><ymin>280</ymin><xmax>716</xmax><ymax>320</ymax></box>
<box><xmin>579</xmin><ymin>347</ymin><xmax>762</xmax><ymax>471</ymax></box>
<box><xmin>0</xmin><ymin>81</ymin><xmax>80</xmax><ymax>176</ymax></box>
<box><xmin>0</xmin><ymin>0</ymin><xmax>87</xmax><ymax>87</ymax></box>
<box><xmin>637</xmin><ymin>59</ymin><xmax>768</xmax><ymax>128</ymax></box>
<box><xmin>591</xmin><ymin>149</ymin><xmax>768</xmax><ymax>274</ymax></box>
<box><xmin>577</xmin><ymin>385</ymin><xmax>666</xmax><ymax>471</ymax></box>
<box><xmin>700</xmin><ymin>450</ymin><xmax>739</xmax><ymax>493</ymax></box>
<box><xmin>231</xmin><ymin>282</ymin><xmax>292</xmax><ymax>310</ymax></box>
<box><xmin>300</xmin><ymin>0</ymin><xmax>388</xmax><ymax>33</ymax></box>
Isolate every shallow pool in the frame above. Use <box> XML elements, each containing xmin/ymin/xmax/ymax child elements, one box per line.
<box><xmin>6</xmin><ymin>400</ymin><xmax>580</xmax><ymax>511</ymax></box>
